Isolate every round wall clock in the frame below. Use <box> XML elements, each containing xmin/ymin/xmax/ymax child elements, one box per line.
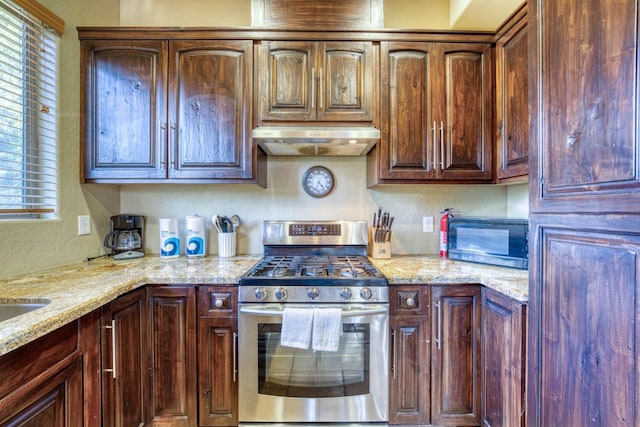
<box><xmin>302</xmin><ymin>165</ymin><xmax>335</xmax><ymax>198</ymax></box>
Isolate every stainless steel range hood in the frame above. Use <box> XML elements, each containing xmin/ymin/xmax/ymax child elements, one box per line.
<box><xmin>252</xmin><ymin>126</ymin><xmax>380</xmax><ymax>156</ymax></box>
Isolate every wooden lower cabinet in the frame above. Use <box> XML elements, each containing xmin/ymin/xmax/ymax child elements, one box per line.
<box><xmin>390</xmin><ymin>284</ymin><xmax>484</xmax><ymax>427</ymax></box>
<box><xmin>147</xmin><ymin>285</ymin><xmax>198</xmax><ymax>427</ymax></box>
<box><xmin>0</xmin><ymin>322</ymin><xmax>85</xmax><ymax>427</ymax></box>
<box><xmin>431</xmin><ymin>285</ymin><xmax>482</xmax><ymax>426</ymax></box>
<box><xmin>481</xmin><ymin>288</ymin><xmax>526</xmax><ymax>427</ymax></box>
<box><xmin>101</xmin><ymin>288</ymin><xmax>147</xmax><ymax>427</ymax></box>
<box><xmin>197</xmin><ymin>286</ymin><xmax>238</xmax><ymax>426</ymax></box>
<box><xmin>389</xmin><ymin>286</ymin><xmax>430</xmax><ymax>425</ymax></box>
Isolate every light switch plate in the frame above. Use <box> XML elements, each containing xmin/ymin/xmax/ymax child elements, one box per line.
<box><xmin>78</xmin><ymin>215</ymin><xmax>91</xmax><ymax>235</ymax></box>
<box><xmin>423</xmin><ymin>216</ymin><xmax>434</xmax><ymax>233</ymax></box>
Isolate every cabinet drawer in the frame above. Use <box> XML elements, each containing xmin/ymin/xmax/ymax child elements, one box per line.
<box><xmin>390</xmin><ymin>286</ymin><xmax>429</xmax><ymax>315</ymax></box>
<box><xmin>198</xmin><ymin>286</ymin><xmax>238</xmax><ymax>317</ymax></box>
<box><xmin>0</xmin><ymin>321</ymin><xmax>79</xmax><ymax>400</ymax></box>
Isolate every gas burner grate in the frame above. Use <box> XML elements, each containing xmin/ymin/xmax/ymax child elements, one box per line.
<box><xmin>244</xmin><ymin>255</ymin><xmax>383</xmax><ymax>280</ymax></box>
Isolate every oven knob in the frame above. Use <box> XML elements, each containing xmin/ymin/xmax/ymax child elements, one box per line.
<box><xmin>275</xmin><ymin>288</ymin><xmax>288</xmax><ymax>301</ymax></box>
<box><xmin>340</xmin><ymin>288</ymin><xmax>352</xmax><ymax>300</ymax></box>
<box><xmin>360</xmin><ymin>287</ymin><xmax>373</xmax><ymax>300</ymax></box>
<box><xmin>307</xmin><ymin>287</ymin><xmax>320</xmax><ymax>300</ymax></box>
<box><xmin>254</xmin><ymin>287</ymin><xmax>268</xmax><ymax>301</ymax></box>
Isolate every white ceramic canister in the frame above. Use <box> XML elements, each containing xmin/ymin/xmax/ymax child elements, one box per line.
<box><xmin>159</xmin><ymin>218</ymin><xmax>180</xmax><ymax>258</ymax></box>
<box><xmin>185</xmin><ymin>214</ymin><xmax>206</xmax><ymax>257</ymax></box>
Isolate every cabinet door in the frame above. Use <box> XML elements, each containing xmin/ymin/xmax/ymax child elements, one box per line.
<box><xmin>437</xmin><ymin>43</ymin><xmax>493</xmax><ymax>181</ymax></box>
<box><xmin>198</xmin><ymin>317</ymin><xmax>238</xmax><ymax>426</ymax></box>
<box><xmin>169</xmin><ymin>40</ymin><xmax>253</xmax><ymax>180</ymax></box>
<box><xmin>0</xmin><ymin>358</ymin><xmax>83</xmax><ymax>427</ymax></box>
<box><xmin>530</xmin><ymin>0</ymin><xmax>640</xmax><ymax>213</ymax></box>
<box><xmin>197</xmin><ymin>286</ymin><xmax>238</xmax><ymax>426</ymax></box>
<box><xmin>389</xmin><ymin>286</ymin><xmax>430</xmax><ymax>425</ymax></box>
<box><xmin>317</xmin><ymin>41</ymin><xmax>374</xmax><ymax>121</ymax></box>
<box><xmin>257</xmin><ymin>41</ymin><xmax>316</xmax><ymax>122</ymax></box>
<box><xmin>431</xmin><ymin>285</ymin><xmax>481</xmax><ymax>426</ymax></box>
<box><xmin>528</xmin><ymin>216</ymin><xmax>640</xmax><ymax>426</ymax></box>
<box><xmin>389</xmin><ymin>316</ymin><xmax>429</xmax><ymax>425</ymax></box>
<box><xmin>101</xmin><ymin>289</ymin><xmax>147</xmax><ymax>427</ymax></box>
<box><xmin>81</xmin><ymin>40</ymin><xmax>168</xmax><ymax>181</ymax></box>
<box><xmin>378</xmin><ymin>42</ymin><xmax>437</xmax><ymax>181</ymax></box>
<box><xmin>481</xmin><ymin>288</ymin><xmax>526</xmax><ymax>427</ymax></box>
<box><xmin>495</xmin><ymin>12</ymin><xmax>529</xmax><ymax>181</ymax></box>
<box><xmin>147</xmin><ymin>286</ymin><xmax>197</xmax><ymax>427</ymax></box>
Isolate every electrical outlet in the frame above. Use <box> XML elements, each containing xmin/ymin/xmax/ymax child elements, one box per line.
<box><xmin>423</xmin><ymin>216</ymin><xmax>434</xmax><ymax>233</ymax></box>
<box><xmin>78</xmin><ymin>215</ymin><xmax>91</xmax><ymax>235</ymax></box>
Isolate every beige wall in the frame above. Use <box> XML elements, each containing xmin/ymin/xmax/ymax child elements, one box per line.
<box><xmin>119</xmin><ymin>0</ymin><xmax>520</xmax><ymax>29</ymax></box>
<box><xmin>0</xmin><ymin>0</ymin><xmax>121</xmax><ymax>280</ymax></box>
<box><xmin>0</xmin><ymin>0</ymin><xmax>527</xmax><ymax>280</ymax></box>
<box><xmin>122</xmin><ymin>159</ymin><xmax>511</xmax><ymax>257</ymax></box>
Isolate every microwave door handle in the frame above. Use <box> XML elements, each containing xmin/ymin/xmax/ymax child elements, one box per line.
<box><xmin>239</xmin><ymin>306</ymin><xmax>388</xmax><ymax>317</ymax></box>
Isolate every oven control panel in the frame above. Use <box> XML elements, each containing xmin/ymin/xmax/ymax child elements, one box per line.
<box><xmin>289</xmin><ymin>223</ymin><xmax>341</xmax><ymax>236</ymax></box>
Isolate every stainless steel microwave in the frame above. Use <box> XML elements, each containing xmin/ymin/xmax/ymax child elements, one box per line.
<box><xmin>447</xmin><ymin>217</ymin><xmax>529</xmax><ymax>270</ymax></box>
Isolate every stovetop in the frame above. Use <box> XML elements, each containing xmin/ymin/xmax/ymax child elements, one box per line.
<box><xmin>238</xmin><ymin>220</ymin><xmax>388</xmax><ymax>303</ymax></box>
<box><xmin>243</xmin><ymin>255</ymin><xmax>383</xmax><ymax>280</ymax></box>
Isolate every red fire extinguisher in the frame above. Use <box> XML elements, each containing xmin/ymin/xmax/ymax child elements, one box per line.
<box><xmin>439</xmin><ymin>209</ymin><xmax>453</xmax><ymax>257</ymax></box>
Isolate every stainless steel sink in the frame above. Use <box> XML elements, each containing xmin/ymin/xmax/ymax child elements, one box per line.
<box><xmin>0</xmin><ymin>300</ymin><xmax>50</xmax><ymax>323</ymax></box>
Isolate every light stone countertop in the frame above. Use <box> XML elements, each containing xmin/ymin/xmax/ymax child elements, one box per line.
<box><xmin>0</xmin><ymin>254</ymin><xmax>528</xmax><ymax>357</ymax></box>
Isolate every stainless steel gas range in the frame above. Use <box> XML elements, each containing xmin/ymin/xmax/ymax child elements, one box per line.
<box><xmin>238</xmin><ymin>220</ymin><xmax>389</xmax><ymax>426</ymax></box>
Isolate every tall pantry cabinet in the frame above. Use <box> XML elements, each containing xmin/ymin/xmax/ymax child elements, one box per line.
<box><xmin>527</xmin><ymin>0</ymin><xmax>640</xmax><ymax>426</ymax></box>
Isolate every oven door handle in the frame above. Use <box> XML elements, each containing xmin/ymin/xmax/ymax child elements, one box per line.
<box><xmin>239</xmin><ymin>306</ymin><xmax>388</xmax><ymax>317</ymax></box>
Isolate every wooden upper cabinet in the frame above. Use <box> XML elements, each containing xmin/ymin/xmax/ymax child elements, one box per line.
<box><xmin>168</xmin><ymin>40</ymin><xmax>253</xmax><ymax>180</ymax></box>
<box><xmin>251</xmin><ymin>0</ymin><xmax>383</xmax><ymax>30</ymax></box>
<box><xmin>530</xmin><ymin>0</ymin><xmax>640</xmax><ymax>213</ymax></box>
<box><xmin>495</xmin><ymin>8</ymin><xmax>529</xmax><ymax>182</ymax></box>
<box><xmin>373</xmin><ymin>42</ymin><xmax>492</xmax><ymax>184</ymax></box>
<box><xmin>438</xmin><ymin>43</ymin><xmax>493</xmax><ymax>181</ymax></box>
<box><xmin>80</xmin><ymin>35</ymin><xmax>261</xmax><ymax>184</ymax></box>
<box><xmin>256</xmin><ymin>40</ymin><xmax>375</xmax><ymax>123</ymax></box>
<box><xmin>81</xmin><ymin>40</ymin><xmax>168</xmax><ymax>180</ymax></box>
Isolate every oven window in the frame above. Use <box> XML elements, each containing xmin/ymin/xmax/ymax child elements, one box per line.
<box><xmin>257</xmin><ymin>323</ymin><xmax>370</xmax><ymax>398</ymax></box>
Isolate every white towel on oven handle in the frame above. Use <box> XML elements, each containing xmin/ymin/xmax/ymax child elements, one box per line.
<box><xmin>312</xmin><ymin>307</ymin><xmax>343</xmax><ymax>352</ymax></box>
<box><xmin>280</xmin><ymin>307</ymin><xmax>313</xmax><ymax>349</ymax></box>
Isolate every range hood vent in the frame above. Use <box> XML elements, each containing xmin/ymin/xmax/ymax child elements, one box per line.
<box><xmin>252</xmin><ymin>126</ymin><xmax>380</xmax><ymax>156</ymax></box>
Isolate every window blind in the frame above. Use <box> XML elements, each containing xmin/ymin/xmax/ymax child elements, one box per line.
<box><xmin>0</xmin><ymin>0</ymin><xmax>58</xmax><ymax>219</ymax></box>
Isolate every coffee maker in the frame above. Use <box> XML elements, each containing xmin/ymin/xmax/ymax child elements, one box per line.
<box><xmin>104</xmin><ymin>214</ymin><xmax>144</xmax><ymax>260</ymax></box>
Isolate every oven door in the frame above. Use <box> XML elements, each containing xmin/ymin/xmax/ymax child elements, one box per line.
<box><xmin>238</xmin><ymin>303</ymin><xmax>389</xmax><ymax>424</ymax></box>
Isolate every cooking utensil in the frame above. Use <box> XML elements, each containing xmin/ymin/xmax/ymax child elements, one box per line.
<box><xmin>230</xmin><ymin>215</ymin><xmax>241</xmax><ymax>232</ymax></box>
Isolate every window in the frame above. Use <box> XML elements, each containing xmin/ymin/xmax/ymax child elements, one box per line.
<box><xmin>0</xmin><ymin>0</ymin><xmax>61</xmax><ymax>219</ymax></box>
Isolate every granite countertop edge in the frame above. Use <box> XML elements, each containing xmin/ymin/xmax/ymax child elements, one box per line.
<box><xmin>0</xmin><ymin>254</ymin><xmax>528</xmax><ymax>357</ymax></box>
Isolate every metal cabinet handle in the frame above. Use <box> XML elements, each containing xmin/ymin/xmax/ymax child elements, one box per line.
<box><xmin>391</xmin><ymin>328</ymin><xmax>397</xmax><ymax>380</ymax></box>
<box><xmin>160</xmin><ymin>122</ymin><xmax>167</xmax><ymax>167</ymax></box>
<box><xmin>104</xmin><ymin>320</ymin><xmax>117</xmax><ymax>379</ymax></box>
<box><xmin>432</xmin><ymin>121</ymin><xmax>438</xmax><ymax>169</ymax></box>
<box><xmin>319</xmin><ymin>67</ymin><xmax>323</xmax><ymax>109</ymax></box>
<box><xmin>311</xmin><ymin>68</ymin><xmax>316</xmax><ymax>109</ymax></box>
<box><xmin>233</xmin><ymin>332</ymin><xmax>238</xmax><ymax>382</ymax></box>
<box><xmin>439</xmin><ymin>121</ymin><xmax>445</xmax><ymax>169</ymax></box>
<box><xmin>435</xmin><ymin>300</ymin><xmax>442</xmax><ymax>350</ymax></box>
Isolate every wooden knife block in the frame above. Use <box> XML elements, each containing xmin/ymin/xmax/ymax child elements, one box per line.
<box><xmin>369</xmin><ymin>227</ymin><xmax>391</xmax><ymax>259</ymax></box>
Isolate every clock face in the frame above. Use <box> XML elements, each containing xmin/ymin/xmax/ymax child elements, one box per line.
<box><xmin>302</xmin><ymin>166</ymin><xmax>335</xmax><ymax>198</ymax></box>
